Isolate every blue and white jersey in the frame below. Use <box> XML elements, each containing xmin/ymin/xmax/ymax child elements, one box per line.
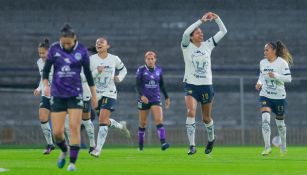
<box><xmin>182</xmin><ymin>38</ymin><xmax>215</xmax><ymax>85</ymax></box>
<box><xmin>257</xmin><ymin>57</ymin><xmax>292</xmax><ymax>99</ymax></box>
<box><xmin>90</xmin><ymin>53</ymin><xmax>127</xmax><ymax>100</ymax></box>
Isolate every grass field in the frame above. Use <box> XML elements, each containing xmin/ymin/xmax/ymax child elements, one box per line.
<box><xmin>0</xmin><ymin>146</ymin><xmax>306</xmax><ymax>175</ymax></box>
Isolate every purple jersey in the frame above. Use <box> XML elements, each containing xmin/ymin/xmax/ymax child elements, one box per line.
<box><xmin>47</xmin><ymin>41</ymin><xmax>89</xmax><ymax>98</ymax></box>
<box><xmin>136</xmin><ymin>65</ymin><xmax>163</xmax><ymax>103</ymax></box>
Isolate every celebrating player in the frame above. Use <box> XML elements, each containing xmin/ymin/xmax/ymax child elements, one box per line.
<box><xmin>181</xmin><ymin>12</ymin><xmax>227</xmax><ymax>155</ymax></box>
<box><xmin>255</xmin><ymin>41</ymin><xmax>292</xmax><ymax>156</ymax></box>
<box><xmin>135</xmin><ymin>51</ymin><xmax>171</xmax><ymax>151</ymax></box>
<box><xmin>89</xmin><ymin>37</ymin><xmax>130</xmax><ymax>157</ymax></box>
<box><xmin>43</xmin><ymin>24</ymin><xmax>98</xmax><ymax>171</ymax></box>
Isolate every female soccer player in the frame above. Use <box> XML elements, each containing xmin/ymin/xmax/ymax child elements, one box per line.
<box><xmin>89</xmin><ymin>37</ymin><xmax>130</xmax><ymax>157</ymax></box>
<box><xmin>43</xmin><ymin>24</ymin><xmax>98</xmax><ymax>171</ymax></box>
<box><xmin>255</xmin><ymin>41</ymin><xmax>292</xmax><ymax>156</ymax></box>
<box><xmin>80</xmin><ymin>71</ymin><xmax>96</xmax><ymax>153</ymax></box>
<box><xmin>33</xmin><ymin>39</ymin><xmax>55</xmax><ymax>154</ymax></box>
<box><xmin>135</xmin><ymin>51</ymin><xmax>170</xmax><ymax>151</ymax></box>
<box><xmin>181</xmin><ymin>12</ymin><xmax>227</xmax><ymax>155</ymax></box>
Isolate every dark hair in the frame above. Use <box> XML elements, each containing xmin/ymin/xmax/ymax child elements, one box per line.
<box><xmin>268</xmin><ymin>40</ymin><xmax>293</xmax><ymax>65</ymax></box>
<box><xmin>38</xmin><ymin>38</ymin><xmax>49</xmax><ymax>49</ymax></box>
<box><xmin>87</xmin><ymin>45</ymin><xmax>97</xmax><ymax>54</ymax></box>
<box><xmin>60</xmin><ymin>23</ymin><xmax>75</xmax><ymax>37</ymax></box>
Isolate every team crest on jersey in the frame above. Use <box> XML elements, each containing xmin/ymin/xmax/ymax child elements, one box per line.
<box><xmin>188</xmin><ymin>90</ymin><xmax>193</xmax><ymax>94</ymax></box>
<box><xmin>74</xmin><ymin>52</ymin><xmax>82</xmax><ymax>61</ymax></box>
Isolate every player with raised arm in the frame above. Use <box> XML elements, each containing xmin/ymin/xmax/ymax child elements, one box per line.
<box><xmin>255</xmin><ymin>41</ymin><xmax>292</xmax><ymax>156</ymax></box>
<box><xmin>181</xmin><ymin>12</ymin><xmax>227</xmax><ymax>155</ymax></box>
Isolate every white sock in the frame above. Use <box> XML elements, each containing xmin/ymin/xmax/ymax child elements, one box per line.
<box><xmin>82</xmin><ymin>119</ymin><xmax>95</xmax><ymax>147</ymax></box>
<box><xmin>186</xmin><ymin>117</ymin><xmax>196</xmax><ymax>146</ymax></box>
<box><xmin>64</xmin><ymin>115</ymin><xmax>71</xmax><ymax>144</ymax></box>
<box><xmin>96</xmin><ymin>125</ymin><xmax>108</xmax><ymax>151</ymax></box>
<box><xmin>109</xmin><ymin>118</ymin><xmax>123</xmax><ymax>129</ymax></box>
<box><xmin>204</xmin><ymin>120</ymin><xmax>215</xmax><ymax>142</ymax></box>
<box><xmin>275</xmin><ymin>119</ymin><xmax>287</xmax><ymax>151</ymax></box>
<box><xmin>40</xmin><ymin>121</ymin><xmax>53</xmax><ymax>145</ymax></box>
<box><xmin>262</xmin><ymin>112</ymin><xmax>271</xmax><ymax>149</ymax></box>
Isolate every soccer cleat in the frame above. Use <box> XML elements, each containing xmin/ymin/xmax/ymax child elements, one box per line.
<box><xmin>88</xmin><ymin>147</ymin><xmax>95</xmax><ymax>154</ymax></box>
<box><xmin>161</xmin><ymin>143</ymin><xmax>170</xmax><ymax>151</ymax></box>
<box><xmin>90</xmin><ymin>148</ymin><xmax>101</xmax><ymax>158</ymax></box>
<box><xmin>187</xmin><ymin>145</ymin><xmax>197</xmax><ymax>155</ymax></box>
<box><xmin>205</xmin><ymin>139</ymin><xmax>215</xmax><ymax>154</ymax></box>
<box><xmin>67</xmin><ymin>163</ymin><xmax>76</xmax><ymax>171</ymax></box>
<box><xmin>280</xmin><ymin>149</ymin><xmax>287</xmax><ymax>156</ymax></box>
<box><xmin>261</xmin><ymin>147</ymin><xmax>272</xmax><ymax>156</ymax></box>
<box><xmin>57</xmin><ymin>151</ymin><xmax>67</xmax><ymax>169</ymax></box>
<box><xmin>139</xmin><ymin>144</ymin><xmax>144</xmax><ymax>151</ymax></box>
<box><xmin>119</xmin><ymin>121</ymin><xmax>131</xmax><ymax>138</ymax></box>
<box><xmin>43</xmin><ymin>144</ymin><xmax>55</xmax><ymax>155</ymax></box>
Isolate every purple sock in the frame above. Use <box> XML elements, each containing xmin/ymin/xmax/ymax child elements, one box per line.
<box><xmin>56</xmin><ymin>140</ymin><xmax>68</xmax><ymax>152</ymax></box>
<box><xmin>138</xmin><ymin>127</ymin><xmax>145</xmax><ymax>147</ymax></box>
<box><xmin>70</xmin><ymin>145</ymin><xmax>80</xmax><ymax>164</ymax></box>
<box><xmin>156</xmin><ymin>124</ymin><xmax>166</xmax><ymax>144</ymax></box>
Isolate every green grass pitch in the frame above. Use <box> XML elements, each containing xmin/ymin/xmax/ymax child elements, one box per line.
<box><xmin>0</xmin><ymin>147</ymin><xmax>306</xmax><ymax>175</ymax></box>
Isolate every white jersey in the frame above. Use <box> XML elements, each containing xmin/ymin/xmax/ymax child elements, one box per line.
<box><xmin>181</xmin><ymin>18</ymin><xmax>227</xmax><ymax>85</ymax></box>
<box><xmin>36</xmin><ymin>58</ymin><xmax>53</xmax><ymax>97</ymax></box>
<box><xmin>90</xmin><ymin>53</ymin><xmax>127</xmax><ymax>100</ymax></box>
<box><xmin>80</xmin><ymin>70</ymin><xmax>92</xmax><ymax>101</ymax></box>
<box><xmin>257</xmin><ymin>57</ymin><xmax>292</xmax><ymax>99</ymax></box>
<box><xmin>182</xmin><ymin>38</ymin><xmax>215</xmax><ymax>85</ymax></box>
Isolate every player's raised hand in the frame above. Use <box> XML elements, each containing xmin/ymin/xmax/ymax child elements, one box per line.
<box><xmin>201</xmin><ymin>12</ymin><xmax>214</xmax><ymax>22</ymax></box>
<box><xmin>210</xmin><ymin>12</ymin><xmax>219</xmax><ymax>20</ymax></box>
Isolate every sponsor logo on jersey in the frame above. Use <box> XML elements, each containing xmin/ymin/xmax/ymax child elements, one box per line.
<box><xmin>61</xmin><ymin>65</ymin><xmax>71</xmax><ymax>72</ymax></box>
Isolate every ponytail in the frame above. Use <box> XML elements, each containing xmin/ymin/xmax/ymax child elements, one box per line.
<box><xmin>38</xmin><ymin>38</ymin><xmax>49</xmax><ymax>49</ymax></box>
<box><xmin>276</xmin><ymin>40</ymin><xmax>293</xmax><ymax>65</ymax></box>
<box><xmin>60</xmin><ymin>23</ymin><xmax>75</xmax><ymax>38</ymax></box>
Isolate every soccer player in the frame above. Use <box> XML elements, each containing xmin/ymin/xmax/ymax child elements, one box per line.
<box><xmin>89</xmin><ymin>37</ymin><xmax>130</xmax><ymax>157</ymax></box>
<box><xmin>33</xmin><ymin>39</ymin><xmax>55</xmax><ymax>154</ymax></box>
<box><xmin>135</xmin><ymin>51</ymin><xmax>170</xmax><ymax>151</ymax></box>
<box><xmin>255</xmin><ymin>41</ymin><xmax>292</xmax><ymax>156</ymax></box>
<box><xmin>42</xmin><ymin>24</ymin><xmax>98</xmax><ymax>171</ymax></box>
<box><xmin>181</xmin><ymin>12</ymin><xmax>227</xmax><ymax>155</ymax></box>
<box><xmin>80</xmin><ymin>71</ymin><xmax>96</xmax><ymax>153</ymax></box>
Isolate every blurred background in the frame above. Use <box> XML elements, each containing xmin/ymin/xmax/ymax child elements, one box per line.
<box><xmin>0</xmin><ymin>0</ymin><xmax>307</xmax><ymax>147</ymax></box>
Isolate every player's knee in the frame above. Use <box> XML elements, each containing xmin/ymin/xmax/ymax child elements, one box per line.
<box><xmin>187</xmin><ymin>109</ymin><xmax>196</xmax><ymax>117</ymax></box>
